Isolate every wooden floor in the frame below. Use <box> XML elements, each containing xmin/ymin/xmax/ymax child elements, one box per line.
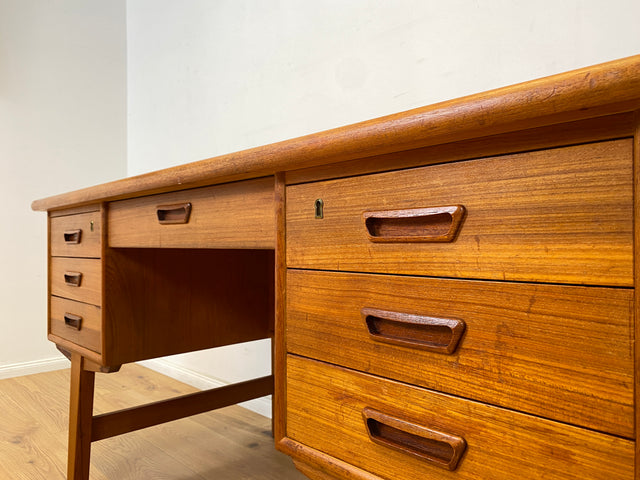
<box><xmin>0</xmin><ymin>363</ymin><xmax>307</xmax><ymax>479</ymax></box>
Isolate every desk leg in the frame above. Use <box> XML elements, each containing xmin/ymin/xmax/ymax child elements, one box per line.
<box><xmin>68</xmin><ymin>352</ymin><xmax>95</xmax><ymax>480</ymax></box>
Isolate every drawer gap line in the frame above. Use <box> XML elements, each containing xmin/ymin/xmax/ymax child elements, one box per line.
<box><xmin>285</xmin><ymin>268</ymin><xmax>635</xmax><ymax>291</ymax></box>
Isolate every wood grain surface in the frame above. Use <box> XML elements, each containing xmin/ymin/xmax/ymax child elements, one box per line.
<box><xmin>49</xmin><ymin>297</ymin><xmax>102</xmax><ymax>354</ymax></box>
<box><xmin>284</xmin><ymin>112</ymin><xmax>636</xmax><ymax>185</ymax></box>
<box><xmin>273</xmin><ymin>173</ymin><xmax>287</xmax><ymax>443</ymax></box>
<box><xmin>287</xmin><ymin>140</ymin><xmax>633</xmax><ymax>286</ymax></box>
<box><xmin>108</xmin><ymin>177</ymin><xmax>275</xmax><ymax>249</ymax></box>
<box><xmin>286</xmin><ymin>269</ymin><xmax>634</xmax><ymax>438</ymax></box>
<box><xmin>286</xmin><ymin>356</ymin><xmax>635</xmax><ymax>480</ymax></box>
<box><xmin>50</xmin><ymin>258</ymin><xmax>101</xmax><ymax>306</ymax></box>
<box><xmin>50</xmin><ymin>211</ymin><xmax>102</xmax><ymax>258</ymax></box>
<box><xmin>102</xmin><ymin>248</ymin><xmax>274</xmax><ymax>365</ymax></box>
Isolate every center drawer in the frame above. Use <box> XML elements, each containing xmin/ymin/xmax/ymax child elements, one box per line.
<box><xmin>286</xmin><ymin>139</ymin><xmax>633</xmax><ymax>286</ymax></box>
<box><xmin>286</xmin><ymin>269</ymin><xmax>634</xmax><ymax>438</ymax></box>
<box><xmin>286</xmin><ymin>356</ymin><xmax>634</xmax><ymax>480</ymax></box>
<box><xmin>108</xmin><ymin>177</ymin><xmax>276</xmax><ymax>249</ymax></box>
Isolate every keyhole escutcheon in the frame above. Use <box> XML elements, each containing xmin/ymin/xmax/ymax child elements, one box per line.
<box><xmin>314</xmin><ymin>199</ymin><xmax>324</xmax><ymax>219</ymax></box>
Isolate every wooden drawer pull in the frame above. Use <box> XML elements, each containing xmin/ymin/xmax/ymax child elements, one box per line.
<box><xmin>362</xmin><ymin>308</ymin><xmax>465</xmax><ymax>354</ymax></box>
<box><xmin>156</xmin><ymin>203</ymin><xmax>192</xmax><ymax>224</ymax></box>
<box><xmin>363</xmin><ymin>205</ymin><xmax>465</xmax><ymax>242</ymax></box>
<box><xmin>63</xmin><ymin>313</ymin><xmax>83</xmax><ymax>330</ymax></box>
<box><xmin>63</xmin><ymin>229</ymin><xmax>82</xmax><ymax>244</ymax></box>
<box><xmin>363</xmin><ymin>408</ymin><xmax>466</xmax><ymax>471</ymax></box>
<box><xmin>63</xmin><ymin>271</ymin><xmax>83</xmax><ymax>287</ymax></box>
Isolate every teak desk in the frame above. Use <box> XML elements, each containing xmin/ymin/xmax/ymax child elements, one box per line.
<box><xmin>33</xmin><ymin>55</ymin><xmax>640</xmax><ymax>480</ymax></box>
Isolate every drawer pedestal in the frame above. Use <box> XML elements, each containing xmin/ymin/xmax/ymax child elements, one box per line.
<box><xmin>44</xmin><ymin>179</ymin><xmax>277</xmax><ymax>480</ymax></box>
<box><xmin>281</xmin><ymin>137</ymin><xmax>638</xmax><ymax>479</ymax></box>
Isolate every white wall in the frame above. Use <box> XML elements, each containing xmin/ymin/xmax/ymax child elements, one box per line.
<box><xmin>126</xmin><ymin>0</ymin><xmax>640</xmax><ymax>417</ymax></box>
<box><xmin>0</xmin><ymin>0</ymin><xmax>127</xmax><ymax>377</ymax></box>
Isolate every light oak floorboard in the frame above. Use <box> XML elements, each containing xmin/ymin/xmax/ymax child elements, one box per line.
<box><xmin>0</xmin><ymin>363</ymin><xmax>306</xmax><ymax>479</ymax></box>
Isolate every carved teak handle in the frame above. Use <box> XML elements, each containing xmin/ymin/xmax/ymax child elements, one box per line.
<box><xmin>63</xmin><ymin>229</ymin><xmax>82</xmax><ymax>244</ymax></box>
<box><xmin>64</xmin><ymin>313</ymin><xmax>82</xmax><ymax>330</ymax></box>
<box><xmin>362</xmin><ymin>308</ymin><xmax>465</xmax><ymax>354</ymax></box>
<box><xmin>363</xmin><ymin>205</ymin><xmax>465</xmax><ymax>243</ymax></box>
<box><xmin>156</xmin><ymin>203</ymin><xmax>192</xmax><ymax>224</ymax></box>
<box><xmin>363</xmin><ymin>408</ymin><xmax>467</xmax><ymax>471</ymax></box>
<box><xmin>64</xmin><ymin>271</ymin><xmax>83</xmax><ymax>287</ymax></box>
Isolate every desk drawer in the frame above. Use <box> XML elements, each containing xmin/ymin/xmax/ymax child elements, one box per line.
<box><xmin>50</xmin><ymin>210</ymin><xmax>102</xmax><ymax>258</ymax></box>
<box><xmin>286</xmin><ymin>270</ymin><xmax>634</xmax><ymax>438</ymax></box>
<box><xmin>108</xmin><ymin>177</ymin><xmax>275</xmax><ymax>249</ymax></box>
<box><xmin>287</xmin><ymin>356</ymin><xmax>634</xmax><ymax>480</ymax></box>
<box><xmin>50</xmin><ymin>257</ymin><xmax>101</xmax><ymax>306</ymax></box>
<box><xmin>50</xmin><ymin>296</ymin><xmax>101</xmax><ymax>353</ymax></box>
<box><xmin>286</xmin><ymin>140</ymin><xmax>633</xmax><ymax>286</ymax></box>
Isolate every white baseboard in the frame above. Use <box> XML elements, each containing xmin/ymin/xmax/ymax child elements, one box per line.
<box><xmin>0</xmin><ymin>356</ymin><xmax>69</xmax><ymax>380</ymax></box>
<box><xmin>138</xmin><ymin>358</ymin><xmax>272</xmax><ymax>418</ymax></box>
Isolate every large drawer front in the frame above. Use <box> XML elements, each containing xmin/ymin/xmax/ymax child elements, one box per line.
<box><xmin>286</xmin><ymin>140</ymin><xmax>633</xmax><ymax>286</ymax></box>
<box><xmin>287</xmin><ymin>356</ymin><xmax>635</xmax><ymax>480</ymax></box>
<box><xmin>50</xmin><ymin>210</ymin><xmax>102</xmax><ymax>258</ymax></box>
<box><xmin>50</xmin><ymin>257</ymin><xmax>102</xmax><ymax>306</ymax></box>
<box><xmin>50</xmin><ymin>297</ymin><xmax>101</xmax><ymax>353</ymax></box>
<box><xmin>108</xmin><ymin>177</ymin><xmax>276</xmax><ymax>249</ymax></box>
<box><xmin>286</xmin><ymin>270</ymin><xmax>634</xmax><ymax>438</ymax></box>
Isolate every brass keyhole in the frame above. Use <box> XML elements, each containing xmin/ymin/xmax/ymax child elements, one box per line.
<box><xmin>314</xmin><ymin>199</ymin><xmax>324</xmax><ymax>219</ymax></box>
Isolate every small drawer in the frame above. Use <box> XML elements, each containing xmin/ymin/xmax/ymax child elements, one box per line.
<box><xmin>286</xmin><ymin>356</ymin><xmax>635</xmax><ymax>480</ymax></box>
<box><xmin>50</xmin><ymin>210</ymin><xmax>102</xmax><ymax>258</ymax></box>
<box><xmin>108</xmin><ymin>177</ymin><xmax>276</xmax><ymax>249</ymax></box>
<box><xmin>50</xmin><ymin>257</ymin><xmax>101</xmax><ymax>306</ymax></box>
<box><xmin>286</xmin><ymin>270</ymin><xmax>634</xmax><ymax>438</ymax></box>
<box><xmin>286</xmin><ymin>139</ymin><xmax>633</xmax><ymax>286</ymax></box>
<box><xmin>50</xmin><ymin>296</ymin><xmax>101</xmax><ymax>353</ymax></box>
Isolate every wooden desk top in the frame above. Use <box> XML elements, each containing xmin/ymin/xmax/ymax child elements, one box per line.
<box><xmin>32</xmin><ymin>54</ymin><xmax>640</xmax><ymax>213</ymax></box>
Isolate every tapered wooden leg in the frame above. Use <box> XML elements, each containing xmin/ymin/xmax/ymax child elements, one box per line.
<box><xmin>68</xmin><ymin>353</ymin><xmax>95</xmax><ymax>480</ymax></box>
